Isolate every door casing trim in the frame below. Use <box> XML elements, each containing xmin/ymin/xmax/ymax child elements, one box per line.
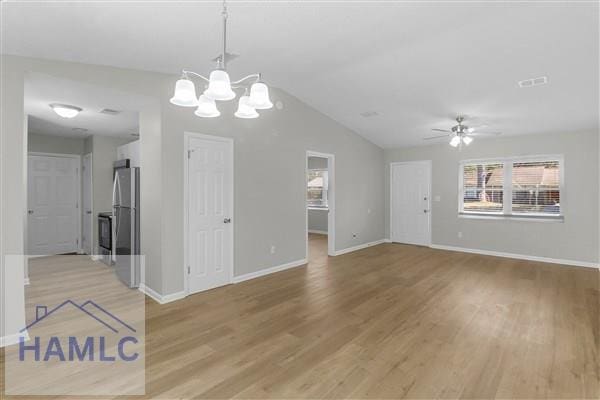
<box><xmin>306</xmin><ymin>150</ymin><xmax>336</xmax><ymax>257</ymax></box>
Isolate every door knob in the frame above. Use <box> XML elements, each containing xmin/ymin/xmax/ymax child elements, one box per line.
<box><xmin>424</xmin><ymin>209</ymin><xmax>429</xmax><ymax>213</ymax></box>
<box><xmin>86</xmin><ymin>211</ymin><xmax>92</xmax><ymax>214</ymax></box>
<box><xmin>224</xmin><ymin>218</ymin><xmax>231</xmax><ymax>224</ymax></box>
<box><xmin>28</xmin><ymin>210</ymin><xmax>33</xmax><ymax>214</ymax></box>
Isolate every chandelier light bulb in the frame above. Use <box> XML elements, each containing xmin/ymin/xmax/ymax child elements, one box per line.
<box><xmin>234</xmin><ymin>95</ymin><xmax>259</xmax><ymax>119</ymax></box>
<box><xmin>248</xmin><ymin>82</ymin><xmax>273</xmax><ymax>109</ymax></box>
<box><xmin>194</xmin><ymin>95</ymin><xmax>221</xmax><ymax>118</ymax></box>
<box><xmin>462</xmin><ymin>136</ymin><xmax>473</xmax><ymax>145</ymax></box>
<box><xmin>170</xmin><ymin>78</ymin><xmax>199</xmax><ymax>107</ymax></box>
<box><xmin>204</xmin><ymin>70</ymin><xmax>236</xmax><ymax>101</ymax></box>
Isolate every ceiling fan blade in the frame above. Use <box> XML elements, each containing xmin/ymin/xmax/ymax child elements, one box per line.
<box><xmin>424</xmin><ymin>134</ymin><xmax>451</xmax><ymax>140</ymax></box>
<box><xmin>431</xmin><ymin>128</ymin><xmax>451</xmax><ymax>133</ymax></box>
<box><xmin>469</xmin><ymin>131</ymin><xmax>502</xmax><ymax>136</ymax></box>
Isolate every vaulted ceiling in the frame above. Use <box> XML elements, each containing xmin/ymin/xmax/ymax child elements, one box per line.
<box><xmin>2</xmin><ymin>1</ymin><xmax>598</xmax><ymax>147</ymax></box>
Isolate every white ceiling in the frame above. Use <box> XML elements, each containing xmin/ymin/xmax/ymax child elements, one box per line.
<box><xmin>25</xmin><ymin>73</ymin><xmax>141</xmax><ymax>138</ymax></box>
<box><xmin>3</xmin><ymin>1</ymin><xmax>598</xmax><ymax>147</ymax></box>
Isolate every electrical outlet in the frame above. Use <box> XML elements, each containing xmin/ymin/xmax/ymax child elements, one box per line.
<box><xmin>458</xmin><ymin>232</ymin><xmax>463</xmax><ymax>239</ymax></box>
<box><xmin>434</xmin><ymin>195</ymin><xmax>441</xmax><ymax>202</ymax></box>
<box><xmin>270</xmin><ymin>245</ymin><xmax>276</xmax><ymax>254</ymax></box>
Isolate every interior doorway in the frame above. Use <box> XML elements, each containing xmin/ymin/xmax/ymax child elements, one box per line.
<box><xmin>306</xmin><ymin>151</ymin><xmax>335</xmax><ymax>261</ymax></box>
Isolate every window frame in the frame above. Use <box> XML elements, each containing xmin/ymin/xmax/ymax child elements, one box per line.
<box><xmin>458</xmin><ymin>154</ymin><xmax>564</xmax><ymax>221</ymax></box>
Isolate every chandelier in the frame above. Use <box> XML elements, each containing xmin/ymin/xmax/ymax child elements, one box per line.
<box><xmin>169</xmin><ymin>1</ymin><xmax>273</xmax><ymax>118</ymax></box>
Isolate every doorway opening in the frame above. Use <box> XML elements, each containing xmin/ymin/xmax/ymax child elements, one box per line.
<box><xmin>24</xmin><ymin>73</ymin><xmax>142</xmax><ymax>289</ymax></box>
<box><xmin>306</xmin><ymin>151</ymin><xmax>335</xmax><ymax>263</ymax></box>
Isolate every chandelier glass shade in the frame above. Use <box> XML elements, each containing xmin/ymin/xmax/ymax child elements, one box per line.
<box><xmin>170</xmin><ymin>78</ymin><xmax>199</xmax><ymax>107</ymax></box>
<box><xmin>194</xmin><ymin>95</ymin><xmax>221</xmax><ymax>118</ymax></box>
<box><xmin>234</xmin><ymin>95</ymin><xmax>259</xmax><ymax>119</ymax></box>
<box><xmin>204</xmin><ymin>70</ymin><xmax>236</xmax><ymax>101</ymax></box>
<box><xmin>248</xmin><ymin>82</ymin><xmax>273</xmax><ymax>109</ymax></box>
<box><xmin>169</xmin><ymin>0</ymin><xmax>272</xmax><ymax>119</ymax></box>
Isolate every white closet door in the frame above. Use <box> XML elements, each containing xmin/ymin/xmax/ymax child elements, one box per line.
<box><xmin>187</xmin><ymin>137</ymin><xmax>233</xmax><ymax>294</ymax></box>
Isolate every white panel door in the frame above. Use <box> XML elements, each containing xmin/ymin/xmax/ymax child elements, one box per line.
<box><xmin>82</xmin><ymin>153</ymin><xmax>93</xmax><ymax>254</ymax></box>
<box><xmin>391</xmin><ymin>161</ymin><xmax>431</xmax><ymax>246</ymax></box>
<box><xmin>187</xmin><ymin>137</ymin><xmax>233</xmax><ymax>294</ymax></box>
<box><xmin>28</xmin><ymin>155</ymin><xmax>79</xmax><ymax>255</ymax></box>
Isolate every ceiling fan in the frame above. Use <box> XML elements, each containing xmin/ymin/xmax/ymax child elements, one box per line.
<box><xmin>425</xmin><ymin>116</ymin><xmax>501</xmax><ymax>148</ymax></box>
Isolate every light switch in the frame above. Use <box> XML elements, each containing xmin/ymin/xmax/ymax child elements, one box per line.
<box><xmin>434</xmin><ymin>196</ymin><xmax>441</xmax><ymax>202</ymax></box>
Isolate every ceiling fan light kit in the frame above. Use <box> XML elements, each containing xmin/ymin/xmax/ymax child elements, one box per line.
<box><xmin>170</xmin><ymin>0</ymin><xmax>273</xmax><ymax>119</ymax></box>
<box><xmin>426</xmin><ymin>116</ymin><xmax>501</xmax><ymax>149</ymax></box>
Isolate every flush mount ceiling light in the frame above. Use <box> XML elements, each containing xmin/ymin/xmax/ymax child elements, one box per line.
<box><xmin>170</xmin><ymin>0</ymin><xmax>273</xmax><ymax>119</ymax></box>
<box><xmin>425</xmin><ymin>116</ymin><xmax>502</xmax><ymax>149</ymax></box>
<box><xmin>50</xmin><ymin>103</ymin><xmax>82</xmax><ymax>119</ymax></box>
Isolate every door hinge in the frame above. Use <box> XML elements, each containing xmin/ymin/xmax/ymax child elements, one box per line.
<box><xmin>187</xmin><ymin>150</ymin><xmax>192</xmax><ymax>159</ymax></box>
<box><xmin>76</xmin><ymin>238</ymin><xmax>79</xmax><ymax>245</ymax></box>
<box><xmin>187</xmin><ymin>266</ymin><xmax>191</xmax><ymax>274</ymax></box>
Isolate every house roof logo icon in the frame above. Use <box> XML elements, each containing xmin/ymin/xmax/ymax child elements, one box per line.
<box><xmin>21</xmin><ymin>300</ymin><xmax>136</xmax><ymax>334</ymax></box>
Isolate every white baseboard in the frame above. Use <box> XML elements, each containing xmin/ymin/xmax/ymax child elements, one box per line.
<box><xmin>90</xmin><ymin>255</ymin><xmax>101</xmax><ymax>261</ymax></box>
<box><xmin>139</xmin><ymin>283</ymin><xmax>186</xmax><ymax>305</ymax></box>
<box><xmin>233</xmin><ymin>258</ymin><xmax>307</xmax><ymax>284</ymax></box>
<box><xmin>308</xmin><ymin>230</ymin><xmax>328</xmax><ymax>235</ymax></box>
<box><xmin>430</xmin><ymin>244</ymin><xmax>599</xmax><ymax>269</ymax></box>
<box><xmin>0</xmin><ymin>330</ymin><xmax>29</xmax><ymax>348</ymax></box>
<box><xmin>383</xmin><ymin>238</ymin><xmax>391</xmax><ymax>243</ymax></box>
<box><xmin>334</xmin><ymin>239</ymin><xmax>386</xmax><ymax>256</ymax></box>
<box><xmin>24</xmin><ymin>277</ymin><xmax>30</xmax><ymax>285</ymax></box>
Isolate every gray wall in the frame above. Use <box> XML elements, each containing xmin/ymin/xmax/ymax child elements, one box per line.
<box><xmin>308</xmin><ymin>209</ymin><xmax>328</xmax><ymax>233</ymax></box>
<box><xmin>1</xmin><ymin>55</ymin><xmax>385</xmax><ymax>304</ymax></box>
<box><xmin>384</xmin><ymin>130</ymin><xmax>599</xmax><ymax>264</ymax></box>
<box><xmin>28</xmin><ymin>132</ymin><xmax>84</xmax><ymax>155</ymax></box>
<box><xmin>308</xmin><ymin>156</ymin><xmax>328</xmax><ymax>170</ymax></box>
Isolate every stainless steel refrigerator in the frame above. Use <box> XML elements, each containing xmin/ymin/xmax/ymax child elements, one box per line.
<box><xmin>112</xmin><ymin>160</ymin><xmax>140</xmax><ymax>288</ymax></box>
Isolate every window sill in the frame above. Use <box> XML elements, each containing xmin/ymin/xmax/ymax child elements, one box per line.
<box><xmin>459</xmin><ymin>213</ymin><xmax>564</xmax><ymax>223</ymax></box>
<box><xmin>308</xmin><ymin>206</ymin><xmax>329</xmax><ymax>211</ymax></box>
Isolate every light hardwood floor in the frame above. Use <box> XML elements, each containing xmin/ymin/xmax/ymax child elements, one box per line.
<box><xmin>2</xmin><ymin>236</ymin><xmax>598</xmax><ymax>399</ymax></box>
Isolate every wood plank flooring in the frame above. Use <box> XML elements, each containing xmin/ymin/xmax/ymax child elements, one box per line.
<box><xmin>2</xmin><ymin>235</ymin><xmax>598</xmax><ymax>399</ymax></box>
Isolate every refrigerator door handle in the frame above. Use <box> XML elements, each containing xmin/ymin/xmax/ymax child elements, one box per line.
<box><xmin>112</xmin><ymin>172</ymin><xmax>119</xmax><ymax>207</ymax></box>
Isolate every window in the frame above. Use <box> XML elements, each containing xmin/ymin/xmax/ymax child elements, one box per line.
<box><xmin>460</xmin><ymin>156</ymin><xmax>562</xmax><ymax>219</ymax></box>
<box><xmin>512</xmin><ymin>161</ymin><xmax>560</xmax><ymax>215</ymax></box>
<box><xmin>307</xmin><ymin>169</ymin><xmax>328</xmax><ymax>208</ymax></box>
<box><xmin>462</xmin><ymin>163</ymin><xmax>504</xmax><ymax>213</ymax></box>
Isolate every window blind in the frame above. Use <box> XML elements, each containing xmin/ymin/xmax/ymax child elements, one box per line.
<box><xmin>512</xmin><ymin>161</ymin><xmax>560</xmax><ymax>215</ymax></box>
<box><xmin>462</xmin><ymin>163</ymin><xmax>504</xmax><ymax>213</ymax></box>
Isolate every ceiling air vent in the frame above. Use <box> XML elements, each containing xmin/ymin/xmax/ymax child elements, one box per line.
<box><xmin>360</xmin><ymin>111</ymin><xmax>381</xmax><ymax>118</ymax></box>
<box><xmin>99</xmin><ymin>108</ymin><xmax>121</xmax><ymax>115</ymax></box>
<box><xmin>518</xmin><ymin>76</ymin><xmax>548</xmax><ymax>88</ymax></box>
